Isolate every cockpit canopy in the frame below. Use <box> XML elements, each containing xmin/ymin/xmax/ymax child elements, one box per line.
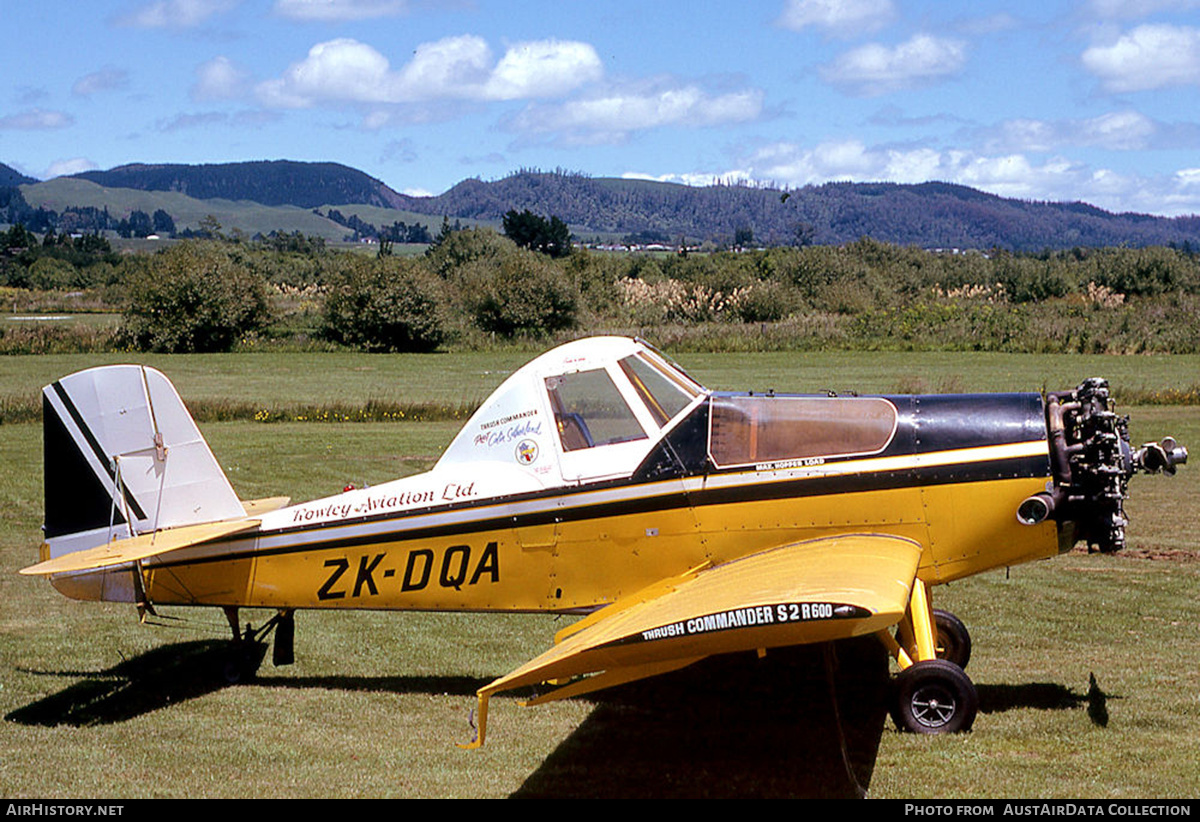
<box><xmin>436</xmin><ymin>337</ymin><xmax>705</xmax><ymax>485</ymax></box>
<box><xmin>436</xmin><ymin>335</ymin><xmax>902</xmax><ymax>490</ymax></box>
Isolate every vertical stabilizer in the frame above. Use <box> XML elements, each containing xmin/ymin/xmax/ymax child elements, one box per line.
<box><xmin>42</xmin><ymin>365</ymin><xmax>245</xmax><ymax>563</ymax></box>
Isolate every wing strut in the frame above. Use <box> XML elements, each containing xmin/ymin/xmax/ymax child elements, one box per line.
<box><xmin>132</xmin><ymin>560</ymin><xmax>157</xmax><ymax>621</ymax></box>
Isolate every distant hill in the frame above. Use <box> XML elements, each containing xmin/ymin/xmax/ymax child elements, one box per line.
<box><xmin>7</xmin><ymin>159</ymin><xmax>1199</xmax><ymax>250</ymax></box>
<box><xmin>403</xmin><ymin>171</ymin><xmax>1200</xmax><ymax>251</ymax></box>
<box><xmin>1</xmin><ymin>162</ymin><xmax>36</xmax><ymax>187</ymax></box>
<box><xmin>17</xmin><ymin>177</ymin><xmax>465</xmax><ymax>242</ymax></box>
<box><xmin>72</xmin><ymin>160</ymin><xmax>409</xmax><ymax>210</ymax></box>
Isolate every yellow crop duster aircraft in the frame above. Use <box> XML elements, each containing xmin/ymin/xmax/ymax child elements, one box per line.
<box><xmin>22</xmin><ymin>336</ymin><xmax>1187</xmax><ymax>745</ymax></box>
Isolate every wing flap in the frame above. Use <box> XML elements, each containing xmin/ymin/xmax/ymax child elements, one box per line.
<box><xmin>21</xmin><ymin>518</ymin><xmax>260</xmax><ymax>576</ymax></box>
<box><xmin>463</xmin><ymin>533</ymin><xmax>922</xmax><ymax>746</ymax></box>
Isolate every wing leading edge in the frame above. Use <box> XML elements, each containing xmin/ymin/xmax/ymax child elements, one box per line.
<box><xmin>462</xmin><ymin>532</ymin><xmax>923</xmax><ymax>747</ymax></box>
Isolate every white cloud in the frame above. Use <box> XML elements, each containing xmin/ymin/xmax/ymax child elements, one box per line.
<box><xmin>72</xmin><ymin>67</ymin><xmax>129</xmax><ymax>96</ymax></box>
<box><xmin>157</xmin><ymin>111</ymin><xmax>229</xmax><ymax>132</ymax></box>
<box><xmin>46</xmin><ymin>158</ymin><xmax>98</xmax><ymax>178</ymax></box>
<box><xmin>393</xmin><ymin>35</ymin><xmax>494</xmax><ymax>99</ymax></box>
<box><xmin>257</xmin><ymin>36</ymin><xmax>603</xmax><ymax>109</ymax></box>
<box><xmin>1079</xmin><ymin>110</ymin><xmax>1157</xmax><ymax>149</ymax></box>
<box><xmin>483</xmin><ymin>41</ymin><xmax>603</xmax><ymax>101</ymax></box>
<box><xmin>273</xmin><ymin>0</ymin><xmax>408</xmax><ymax>21</ymax></box>
<box><xmin>1082</xmin><ymin>25</ymin><xmax>1200</xmax><ymax>92</ymax></box>
<box><xmin>987</xmin><ymin>110</ymin><xmax>1158</xmax><ymax>153</ymax></box>
<box><xmin>258</xmin><ymin>38</ymin><xmax>398</xmax><ymax>107</ymax></box>
<box><xmin>1088</xmin><ymin>0</ymin><xmax>1200</xmax><ymax>18</ymax></box>
<box><xmin>623</xmin><ymin>170</ymin><xmax>757</xmax><ymax>187</ymax></box>
<box><xmin>821</xmin><ymin>34</ymin><xmax>966</xmax><ymax>95</ymax></box>
<box><xmin>507</xmin><ymin>81</ymin><xmax>763</xmax><ymax>144</ymax></box>
<box><xmin>745</xmin><ymin>140</ymin><xmax>1069</xmax><ymax>199</ymax></box>
<box><xmin>0</xmin><ymin>109</ymin><xmax>74</xmax><ymax>130</ymax></box>
<box><xmin>671</xmin><ymin>139</ymin><xmax>1200</xmax><ymax>215</ymax></box>
<box><xmin>116</xmin><ymin>0</ymin><xmax>238</xmax><ymax>28</ymax></box>
<box><xmin>777</xmin><ymin>0</ymin><xmax>896</xmax><ymax>37</ymax></box>
<box><xmin>192</xmin><ymin>56</ymin><xmax>249</xmax><ymax>101</ymax></box>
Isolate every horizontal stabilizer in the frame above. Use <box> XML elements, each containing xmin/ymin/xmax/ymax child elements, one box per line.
<box><xmin>241</xmin><ymin>496</ymin><xmax>291</xmax><ymax>516</ymax></box>
<box><xmin>21</xmin><ymin>518</ymin><xmax>260</xmax><ymax>577</ymax></box>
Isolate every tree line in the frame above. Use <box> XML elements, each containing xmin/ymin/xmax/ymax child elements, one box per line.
<box><xmin>5</xmin><ymin>217</ymin><xmax>1200</xmax><ymax>356</ymax></box>
<box><xmin>1</xmin><ymin>187</ymin><xmax>177</xmax><ymax>238</ymax></box>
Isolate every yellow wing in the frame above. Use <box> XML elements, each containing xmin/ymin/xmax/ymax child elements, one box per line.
<box><xmin>462</xmin><ymin>532</ymin><xmax>923</xmax><ymax>747</ymax></box>
<box><xmin>20</xmin><ymin>518</ymin><xmax>261</xmax><ymax>577</ymax></box>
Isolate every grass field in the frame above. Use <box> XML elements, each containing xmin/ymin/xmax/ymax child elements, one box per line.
<box><xmin>5</xmin><ymin>348</ymin><xmax>1200</xmax><ymax>408</ymax></box>
<box><xmin>2</xmin><ymin>348</ymin><xmax>1198</xmax><ymax>798</ymax></box>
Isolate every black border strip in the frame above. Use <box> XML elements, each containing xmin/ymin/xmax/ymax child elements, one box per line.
<box><xmin>50</xmin><ymin>380</ymin><xmax>148</xmax><ymax>521</ymax></box>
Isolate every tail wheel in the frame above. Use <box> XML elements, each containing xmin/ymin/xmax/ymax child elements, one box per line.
<box><xmin>891</xmin><ymin>659</ymin><xmax>978</xmax><ymax>734</ymax></box>
<box><xmin>933</xmin><ymin>609</ymin><xmax>971</xmax><ymax>670</ymax></box>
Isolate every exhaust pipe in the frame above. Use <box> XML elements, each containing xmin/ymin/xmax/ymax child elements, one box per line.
<box><xmin>1017</xmin><ymin>491</ymin><xmax>1057</xmax><ymax>525</ymax></box>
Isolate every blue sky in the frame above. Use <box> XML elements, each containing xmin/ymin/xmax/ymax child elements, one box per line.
<box><xmin>3</xmin><ymin>0</ymin><xmax>1200</xmax><ymax>215</ymax></box>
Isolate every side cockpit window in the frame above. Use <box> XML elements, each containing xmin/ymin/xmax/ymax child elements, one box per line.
<box><xmin>709</xmin><ymin>396</ymin><xmax>898</xmax><ymax>468</ymax></box>
<box><xmin>546</xmin><ymin>369</ymin><xmax>648</xmax><ymax>452</ymax></box>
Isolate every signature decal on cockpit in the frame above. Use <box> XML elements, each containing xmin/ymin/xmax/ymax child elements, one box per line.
<box><xmin>473</xmin><ymin>410</ymin><xmax>543</xmax><ymax>450</ymax></box>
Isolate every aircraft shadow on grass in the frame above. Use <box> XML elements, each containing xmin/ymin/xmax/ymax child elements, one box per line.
<box><xmin>5</xmin><ymin>638</ymin><xmax>482</xmax><ymax>729</ymax></box>
<box><xmin>8</xmin><ymin>640</ymin><xmax>267</xmax><ymax>727</ymax></box>
<box><xmin>6</xmin><ymin>635</ymin><xmax>1105</xmax><ymax>798</ymax></box>
<box><xmin>507</xmin><ymin>646</ymin><xmax>1108</xmax><ymax>798</ymax></box>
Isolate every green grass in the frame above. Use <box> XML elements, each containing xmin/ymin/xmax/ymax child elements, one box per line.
<box><xmin>4</xmin><ymin>348</ymin><xmax>1200</xmax><ymax>420</ymax></box>
<box><xmin>2</xmin><ymin>351</ymin><xmax>1198</xmax><ymax>797</ymax></box>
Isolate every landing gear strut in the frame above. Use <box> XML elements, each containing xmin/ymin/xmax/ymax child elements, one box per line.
<box><xmin>881</xmin><ymin>582</ymin><xmax>978</xmax><ymax>734</ymax></box>
<box><xmin>221</xmin><ymin>607</ymin><xmax>295</xmax><ymax>684</ymax></box>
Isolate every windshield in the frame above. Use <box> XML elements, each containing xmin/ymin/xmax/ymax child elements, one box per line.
<box><xmin>618</xmin><ymin>353</ymin><xmax>699</xmax><ymax>427</ymax></box>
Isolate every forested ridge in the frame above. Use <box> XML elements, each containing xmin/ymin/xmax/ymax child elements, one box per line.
<box><xmin>70</xmin><ymin>160</ymin><xmax>409</xmax><ymax>209</ymax></box>
<box><xmin>4</xmin><ymin>161</ymin><xmax>1200</xmax><ymax>252</ymax></box>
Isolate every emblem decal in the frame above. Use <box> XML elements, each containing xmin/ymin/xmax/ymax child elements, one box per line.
<box><xmin>515</xmin><ymin>439</ymin><xmax>539</xmax><ymax>465</ymax></box>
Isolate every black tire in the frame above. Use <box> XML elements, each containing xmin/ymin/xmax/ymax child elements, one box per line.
<box><xmin>890</xmin><ymin>659</ymin><xmax>978</xmax><ymax>734</ymax></box>
<box><xmin>933</xmin><ymin>609</ymin><xmax>971</xmax><ymax>670</ymax></box>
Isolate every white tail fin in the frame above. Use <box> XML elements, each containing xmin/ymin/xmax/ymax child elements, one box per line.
<box><xmin>42</xmin><ymin>365</ymin><xmax>245</xmax><ymax>563</ymax></box>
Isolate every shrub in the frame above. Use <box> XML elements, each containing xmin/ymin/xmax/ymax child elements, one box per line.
<box><xmin>558</xmin><ymin>248</ymin><xmax>625</xmax><ymax>317</ymax></box>
<box><xmin>425</xmin><ymin>228</ymin><xmax>516</xmax><ymax>278</ymax></box>
<box><xmin>728</xmin><ymin>280</ymin><xmax>802</xmax><ymax>322</ymax></box>
<box><xmin>27</xmin><ymin>257</ymin><xmax>77</xmax><ymax>290</ymax></box>
<box><xmin>120</xmin><ymin>241</ymin><xmax>271</xmax><ymax>352</ymax></box>
<box><xmin>456</xmin><ymin>247</ymin><xmax>578</xmax><ymax>336</ymax></box>
<box><xmin>322</xmin><ymin>256</ymin><xmax>445</xmax><ymax>352</ymax></box>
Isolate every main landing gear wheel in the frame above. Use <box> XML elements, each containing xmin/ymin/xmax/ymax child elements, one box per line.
<box><xmin>890</xmin><ymin>659</ymin><xmax>978</xmax><ymax>734</ymax></box>
<box><xmin>223</xmin><ymin>642</ymin><xmax>263</xmax><ymax>684</ymax></box>
<box><xmin>933</xmin><ymin>609</ymin><xmax>971</xmax><ymax>670</ymax></box>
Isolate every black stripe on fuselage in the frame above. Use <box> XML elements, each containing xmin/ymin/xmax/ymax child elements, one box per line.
<box><xmin>153</xmin><ymin>450</ymin><xmax>1049</xmax><ymax>569</ymax></box>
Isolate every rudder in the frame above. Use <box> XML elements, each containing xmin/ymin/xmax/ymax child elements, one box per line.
<box><xmin>41</xmin><ymin>365</ymin><xmax>245</xmax><ymax>565</ymax></box>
